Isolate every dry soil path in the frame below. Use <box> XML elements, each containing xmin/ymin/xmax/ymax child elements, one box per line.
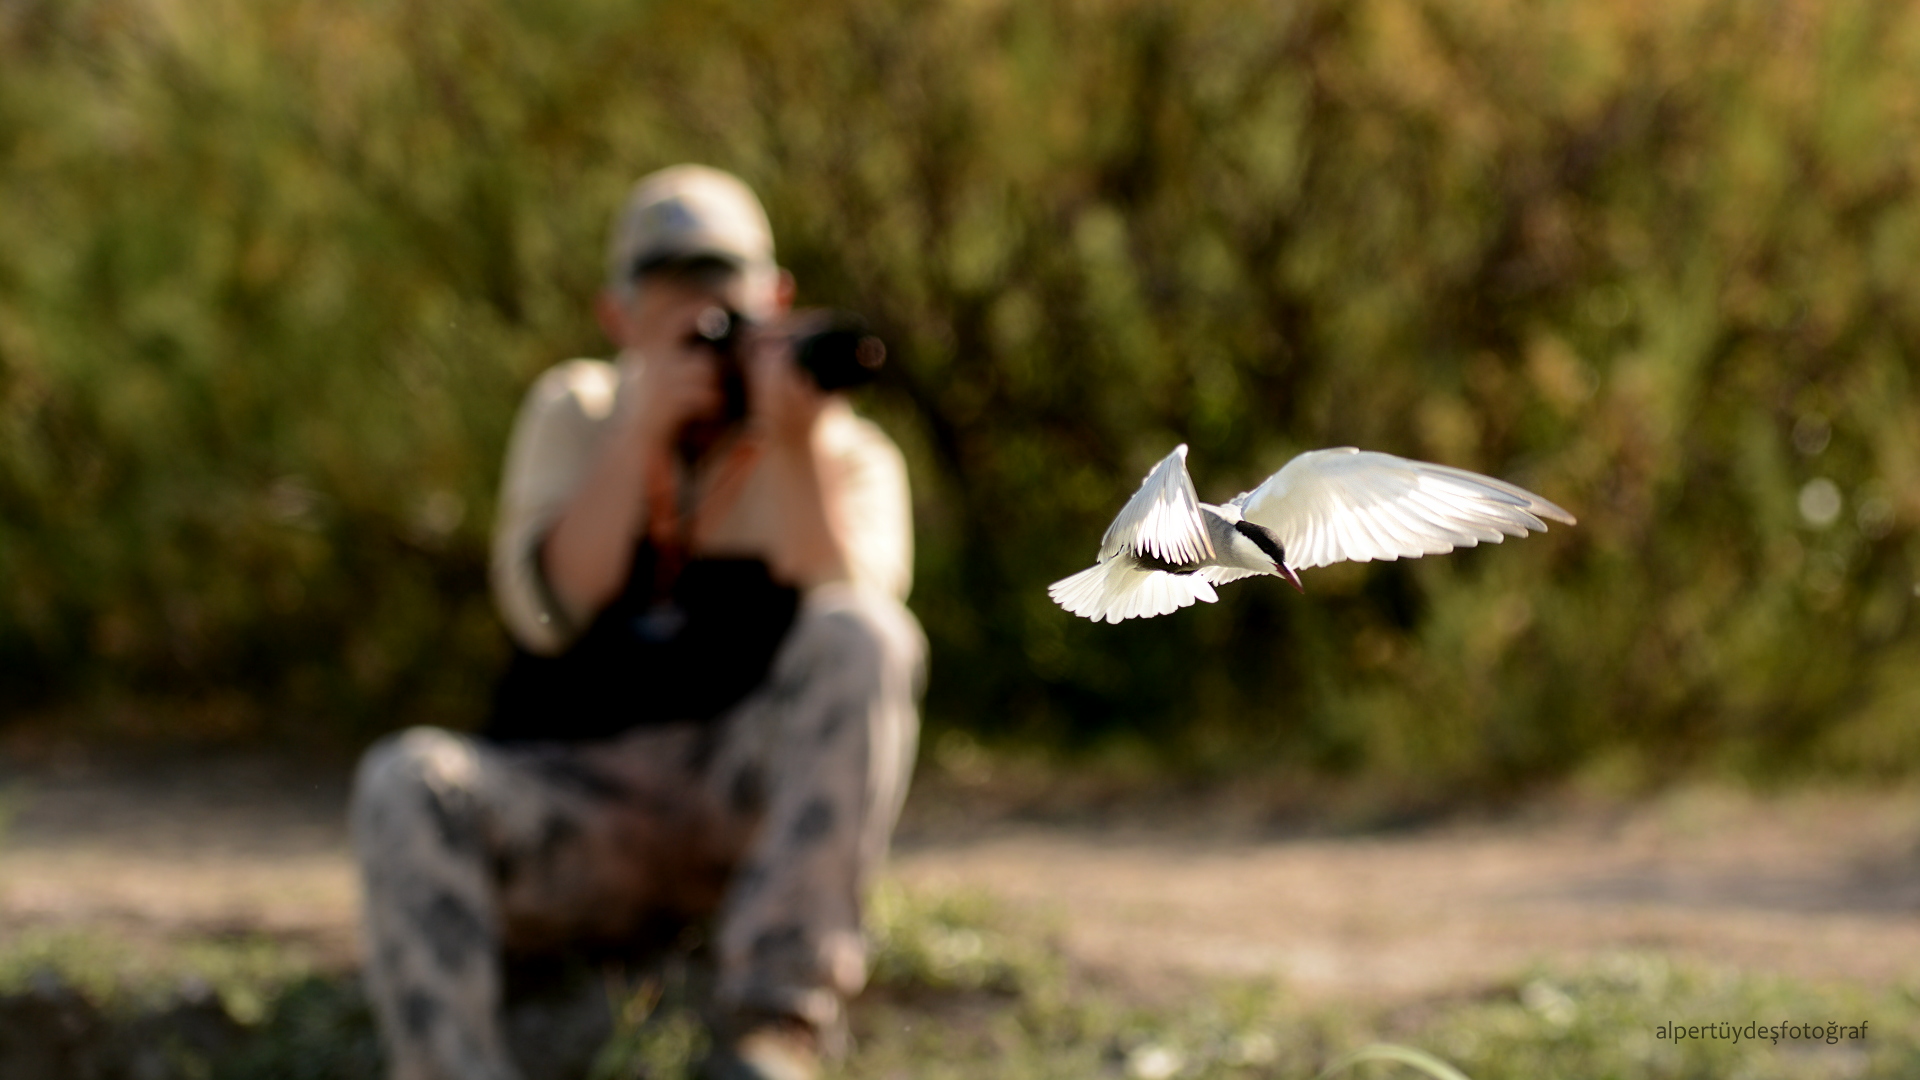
<box><xmin>2</xmin><ymin>754</ymin><xmax>1918</xmax><ymax>1003</ymax></box>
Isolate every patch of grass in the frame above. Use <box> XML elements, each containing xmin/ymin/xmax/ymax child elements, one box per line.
<box><xmin>0</xmin><ymin>928</ymin><xmax>377</xmax><ymax>1080</ymax></box>
<box><xmin>1420</xmin><ymin>956</ymin><xmax>1920</xmax><ymax>1080</ymax></box>
<box><xmin>851</xmin><ymin>887</ymin><xmax>1920</xmax><ymax>1080</ymax></box>
<box><xmin>5</xmin><ymin>885</ymin><xmax>1919</xmax><ymax>1080</ymax></box>
<box><xmin>211</xmin><ymin>975</ymin><xmax>383</xmax><ymax>1080</ymax></box>
<box><xmin>0</xmin><ymin>927</ymin><xmax>315</xmax><ymax>1018</ymax></box>
<box><xmin>590</xmin><ymin>985</ymin><xmax>710</xmax><ymax>1080</ymax></box>
<box><xmin>866</xmin><ymin>881</ymin><xmax>1062</xmax><ymax>999</ymax></box>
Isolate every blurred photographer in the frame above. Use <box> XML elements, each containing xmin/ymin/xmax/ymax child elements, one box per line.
<box><xmin>350</xmin><ymin>165</ymin><xmax>922</xmax><ymax>1080</ymax></box>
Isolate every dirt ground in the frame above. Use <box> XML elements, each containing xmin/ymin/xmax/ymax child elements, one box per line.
<box><xmin>2</xmin><ymin>749</ymin><xmax>1918</xmax><ymax>1006</ymax></box>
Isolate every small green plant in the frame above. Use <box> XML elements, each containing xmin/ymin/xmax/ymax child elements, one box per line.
<box><xmin>590</xmin><ymin>971</ymin><xmax>712</xmax><ymax>1080</ymax></box>
<box><xmin>1318</xmin><ymin>1044</ymin><xmax>1472</xmax><ymax>1080</ymax></box>
<box><xmin>866</xmin><ymin>881</ymin><xmax>1058</xmax><ymax>998</ymax></box>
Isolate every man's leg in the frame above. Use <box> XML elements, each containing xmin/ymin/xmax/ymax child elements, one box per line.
<box><xmin>350</xmin><ymin>724</ymin><xmax>736</xmax><ymax>1080</ymax></box>
<box><xmin>352</xmin><ymin>728</ymin><xmax>521</xmax><ymax>1080</ymax></box>
<box><xmin>705</xmin><ymin>584</ymin><xmax>926</xmax><ymax>1055</ymax></box>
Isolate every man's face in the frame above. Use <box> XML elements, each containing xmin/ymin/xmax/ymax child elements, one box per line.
<box><xmin>611</xmin><ymin>266</ymin><xmax>748</xmax><ymax>358</ymax></box>
<box><xmin>596</xmin><ymin>266</ymin><xmax>760</xmax><ymax>448</ymax></box>
<box><xmin>594</xmin><ymin>259</ymin><xmax>794</xmax><ymax>445</ymax></box>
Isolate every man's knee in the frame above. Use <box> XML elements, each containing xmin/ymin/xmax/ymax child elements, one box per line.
<box><xmin>771</xmin><ymin>590</ymin><xmax>923</xmax><ymax>819</ymax></box>
<box><xmin>351</xmin><ymin>727</ymin><xmax>487</xmax><ymax>854</ymax></box>
<box><xmin>790</xmin><ymin>585</ymin><xmax>926</xmax><ymax>696</ymax></box>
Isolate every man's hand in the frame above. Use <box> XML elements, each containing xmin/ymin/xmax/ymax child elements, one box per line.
<box><xmin>742</xmin><ymin>323</ymin><xmax>849</xmax><ymax>587</ymax></box>
<box><xmin>744</xmin><ymin>327</ymin><xmax>829</xmax><ymax>450</ymax></box>
<box><xmin>545</xmin><ymin>286</ymin><xmax>734</xmax><ymax>623</ymax></box>
<box><xmin>622</xmin><ymin>296</ymin><xmax>728</xmax><ymax>450</ymax></box>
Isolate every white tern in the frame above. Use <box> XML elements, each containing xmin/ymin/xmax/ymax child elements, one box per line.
<box><xmin>1050</xmin><ymin>444</ymin><xmax>1576</xmax><ymax>623</ymax></box>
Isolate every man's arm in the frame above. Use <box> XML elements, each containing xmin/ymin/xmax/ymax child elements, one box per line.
<box><xmin>825</xmin><ymin>414</ymin><xmax>914</xmax><ymax>601</ymax></box>
<box><xmin>541</xmin><ymin>306</ymin><xmax>726</xmax><ymax>622</ymax></box>
<box><xmin>743</xmin><ymin>334</ymin><xmax>914</xmax><ymax>599</ymax></box>
<box><xmin>490</xmin><ymin>362</ymin><xmax>618</xmax><ymax>654</ymax></box>
<box><xmin>538</xmin><ymin>364</ymin><xmax>669</xmax><ymax>621</ymax></box>
<box><xmin>745</xmin><ymin>342</ymin><xmax>852</xmax><ymax>590</ymax></box>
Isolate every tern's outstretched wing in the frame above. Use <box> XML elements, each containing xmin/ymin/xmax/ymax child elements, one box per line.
<box><xmin>1095</xmin><ymin>444</ymin><xmax>1214</xmax><ymax>566</ymax></box>
<box><xmin>1235</xmin><ymin>448</ymin><xmax>1574</xmax><ymax>571</ymax></box>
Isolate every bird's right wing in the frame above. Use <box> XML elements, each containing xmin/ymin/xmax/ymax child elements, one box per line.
<box><xmin>1236</xmin><ymin>448</ymin><xmax>1575</xmax><ymax>571</ymax></box>
<box><xmin>1095</xmin><ymin>443</ymin><xmax>1215</xmax><ymax>565</ymax></box>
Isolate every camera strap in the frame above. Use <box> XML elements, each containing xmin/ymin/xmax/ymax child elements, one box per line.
<box><xmin>644</xmin><ymin>433</ymin><xmax>763</xmax><ymax>601</ymax></box>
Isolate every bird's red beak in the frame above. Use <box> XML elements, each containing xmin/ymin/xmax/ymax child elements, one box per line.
<box><xmin>1276</xmin><ymin>564</ymin><xmax>1304</xmax><ymax>593</ymax></box>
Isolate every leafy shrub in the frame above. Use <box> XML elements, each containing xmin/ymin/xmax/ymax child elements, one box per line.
<box><xmin>2</xmin><ymin>0</ymin><xmax>1916</xmax><ymax>786</ymax></box>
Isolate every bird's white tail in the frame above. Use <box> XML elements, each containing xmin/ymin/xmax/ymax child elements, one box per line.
<box><xmin>1048</xmin><ymin>561</ymin><xmax>1219</xmax><ymax>623</ymax></box>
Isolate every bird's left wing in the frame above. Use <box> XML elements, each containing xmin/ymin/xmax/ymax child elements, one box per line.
<box><xmin>1236</xmin><ymin>448</ymin><xmax>1575</xmax><ymax>571</ymax></box>
<box><xmin>1095</xmin><ymin>444</ymin><xmax>1215</xmax><ymax>565</ymax></box>
<box><xmin>1049</xmin><ymin>560</ymin><xmax>1219</xmax><ymax>623</ymax></box>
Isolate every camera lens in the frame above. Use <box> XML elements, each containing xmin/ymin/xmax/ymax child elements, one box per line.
<box><xmin>795</xmin><ymin>320</ymin><xmax>885</xmax><ymax>391</ymax></box>
<box><xmin>692</xmin><ymin>306</ymin><xmax>736</xmax><ymax>345</ymax></box>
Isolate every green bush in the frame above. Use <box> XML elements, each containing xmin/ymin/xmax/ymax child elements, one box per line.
<box><xmin>1</xmin><ymin>0</ymin><xmax>1916</xmax><ymax>786</ymax></box>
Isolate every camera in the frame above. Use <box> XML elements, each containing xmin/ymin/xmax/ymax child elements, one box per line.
<box><xmin>688</xmin><ymin>307</ymin><xmax>887</xmax><ymax>394</ymax></box>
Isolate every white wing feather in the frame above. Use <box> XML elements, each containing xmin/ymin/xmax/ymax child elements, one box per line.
<box><xmin>1096</xmin><ymin>444</ymin><xmax>1214</xmax><ymax>565</ymax></box>
<box><xmin>1236</xmin><ymin>448</ymin><xmax>1575</xmax><ymax>571</ymax></box>
<box><xmin>1048</xmin><ymin>560</ymin><xmax>1219</xmax><ymax>624</ymax></box>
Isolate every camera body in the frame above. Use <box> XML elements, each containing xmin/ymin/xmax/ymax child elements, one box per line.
<box><xmin>688</xmin><ymin>307</ymin><xmax>886</xmax><ymax>422</ymax></box>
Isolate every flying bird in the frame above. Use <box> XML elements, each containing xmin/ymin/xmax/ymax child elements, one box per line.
<box><xmin>1050</xmin><ymin>444</ymin><xmax>1575</xmax><ymax>623</ymax></box>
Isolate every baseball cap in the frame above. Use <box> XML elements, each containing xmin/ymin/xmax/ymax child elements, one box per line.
<box><xmin>605</xmin><ymin>165</ymin><xmax>776</xmax><ymax>291</ymax></box>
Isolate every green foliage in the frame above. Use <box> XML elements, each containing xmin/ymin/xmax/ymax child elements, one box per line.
<box><xmin>2</xmin><ymin>0</ymin><xmax>1918</xmax><ymax>782</ymax></box>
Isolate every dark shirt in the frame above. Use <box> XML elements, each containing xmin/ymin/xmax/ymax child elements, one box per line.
<box><xmin>486</xmin><ymin>542</ymin><xmax>799</xmax><ymax>743</ymax></box>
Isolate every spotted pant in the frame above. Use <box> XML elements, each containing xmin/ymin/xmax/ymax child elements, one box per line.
<box><xmin>349</xmin><ymin>585</ymin><xmax>925</xmax><ymax>1080</ymax></box>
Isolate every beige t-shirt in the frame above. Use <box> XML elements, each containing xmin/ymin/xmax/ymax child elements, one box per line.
<box><xmin>490</xmin><ymin>358</ymin><xmax>913</xmax><ymax>655</ymax></box>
